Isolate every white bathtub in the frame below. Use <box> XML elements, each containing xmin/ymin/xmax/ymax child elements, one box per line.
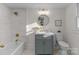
<box><xmin>0</xmin><ymin>41</ymin><xmax>24</xmax><ymax>55</ymax></box>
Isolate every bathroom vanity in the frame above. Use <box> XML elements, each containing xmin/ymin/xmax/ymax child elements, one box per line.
<box><xmin>35</xmin><ymin>32</ymin><xmax>54</xmax><ymax>55</ymax></box>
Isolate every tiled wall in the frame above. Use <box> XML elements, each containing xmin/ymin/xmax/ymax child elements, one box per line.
<box><xmin>26</xmin><ymin>8</ymin><xmax>65</xmax><ymax>38</ymax></box>
<box><xmin>0</xmin><ymin>4</ymin><xmax>12</xmax><ymax>47</ymax></box>
<box><xmin>64</xmin><ymin>3</ymin><xmax>79</xmax><ymax>54</ymax></box>
<box><xmin>10</xmin><ymin>8</ymin><xmax>26</xmax><ymax>42</ymax></box>
<box><xmin>0</xmin><ymin>4</ymin><xmax>26</xmax><ymax>54</ymax></box>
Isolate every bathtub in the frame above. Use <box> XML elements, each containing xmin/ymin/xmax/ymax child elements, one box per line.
<box><xmin>0</xmin><ymin>41</ymin><xmax>24</xmax><ymax>55</ymax></box>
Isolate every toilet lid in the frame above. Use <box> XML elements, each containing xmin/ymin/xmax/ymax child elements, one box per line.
<box><xmin>58</xmin><ymin>41</ymin><xmax>69</xmax><ymax>48</ymax></box>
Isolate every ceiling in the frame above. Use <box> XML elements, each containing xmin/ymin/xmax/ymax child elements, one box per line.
<box><xmin>4</xmin><ymin>3</ymin><xmax>71</xmax><ymax>9</ymax></box>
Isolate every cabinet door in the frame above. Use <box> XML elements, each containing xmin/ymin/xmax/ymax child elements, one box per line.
<box><xmin>44</xmin><ymin>38</ymin><xmax>53</xmax><ymax>55</ymax></box>
<box><xmin>35</xmin><ymin>38</ymin><xmax>44</xmax><ymax>55</ymax></box>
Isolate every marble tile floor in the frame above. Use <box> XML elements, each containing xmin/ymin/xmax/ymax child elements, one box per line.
<box><xmin>22</xmin><ymin>49</ymin><xmax>69</xmax><ymax>55</ymax></box>
<box><xmin>22</xmin><ymin>49</ymin><xmax>35</xmax><ymax>55</ymax></box>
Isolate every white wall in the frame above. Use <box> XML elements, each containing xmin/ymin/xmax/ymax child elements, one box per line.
<box><xmin>0</xmin><ymin>4</ymin><xmax>12</xmax><ymax>47</ymax></box>
<box><xmin>27</xmin><ymin>8</ymin><xmax>65</xmax><ymax>34</ymax></box>
<box><xmin>64</xmin><ymin>3</ymin><xmax>79</xmax><ymax>54</ymax></box>
<box><xmin>26</xmin><ymin>8</ymin><xmax>38</xmax><ymax>25</ymax></box>
<box><xmin>10</xmin><ymin>8</ymin><xmax>26</xmax><ymax>44</ymax></box>
<box><xmin>0</xmin><ymin>4</ymin><xmax>27</xmax><ymax>54</ymax></box>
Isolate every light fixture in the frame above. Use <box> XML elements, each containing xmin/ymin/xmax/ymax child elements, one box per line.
<box><xmin>38</xmin><ymin>9</ymin><xmax>49</xmax><ymax>15</ymax></box>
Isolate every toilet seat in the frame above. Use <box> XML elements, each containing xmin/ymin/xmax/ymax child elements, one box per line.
<box><xmin>58</xmin><ymin>41</ymin><xmax>69</xmax><ymax>48</ymax></box>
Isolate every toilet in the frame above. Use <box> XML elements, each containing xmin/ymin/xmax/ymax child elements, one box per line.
<box><xmin>56</xmin><ymin>32</ymin><xmax>70</xmax><ymax>55</ymax></box>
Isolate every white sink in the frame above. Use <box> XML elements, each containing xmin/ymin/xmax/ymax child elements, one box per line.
<box><xmin>44</xmin><ymin>32</ymin><xmax>54</xmax><ymax>37</ymax></box>
<box><xmin>36</xmin><ymin>32</ymin><xmax>46</xmax><ymax>34</ymax></box>
<box><xmin>36</xmin><ymin>32</ymin><xmax>54</xmax><ymax>37</ymax></box>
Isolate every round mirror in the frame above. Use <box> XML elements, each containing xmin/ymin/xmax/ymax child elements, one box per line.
<box><xmin>37</xmin><ymin>15</ymin><xmax>49</xmax><ymax>26</ymax></box>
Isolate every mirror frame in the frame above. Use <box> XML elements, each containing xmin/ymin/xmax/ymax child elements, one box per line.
<box><xmin>37</xmin><ymin>15</ymin><xmax>49</xmax><ymax>26</ymax></box>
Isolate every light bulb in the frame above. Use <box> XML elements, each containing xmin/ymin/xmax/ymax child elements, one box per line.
<box><xmin>38</xmin><ymin>9</ymin><xmax>49</xmax><ymax>15</ymax></box>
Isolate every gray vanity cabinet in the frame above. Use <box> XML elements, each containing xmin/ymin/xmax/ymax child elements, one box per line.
<box><xmin>35</xmin><ymin>34</ymin><xmax>53</xmax><ymax>55</ymax></box>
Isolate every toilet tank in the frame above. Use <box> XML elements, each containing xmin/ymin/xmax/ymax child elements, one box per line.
<box><xmin>56</xmin><ymin>33</ymin><xmax>63</xmax><ymax>41</ymax></box>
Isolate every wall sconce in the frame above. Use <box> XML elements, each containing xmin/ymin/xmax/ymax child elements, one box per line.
<box><xmin>38</xmin><ymin>9</ymin><xmax>49</xmax><ymax>15</ymax></box>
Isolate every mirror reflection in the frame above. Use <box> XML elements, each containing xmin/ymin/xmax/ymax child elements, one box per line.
<box><xmin>37</xmin><ymin>15</ymin><xmax>49</xmax><ymax>26</ymax></box>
